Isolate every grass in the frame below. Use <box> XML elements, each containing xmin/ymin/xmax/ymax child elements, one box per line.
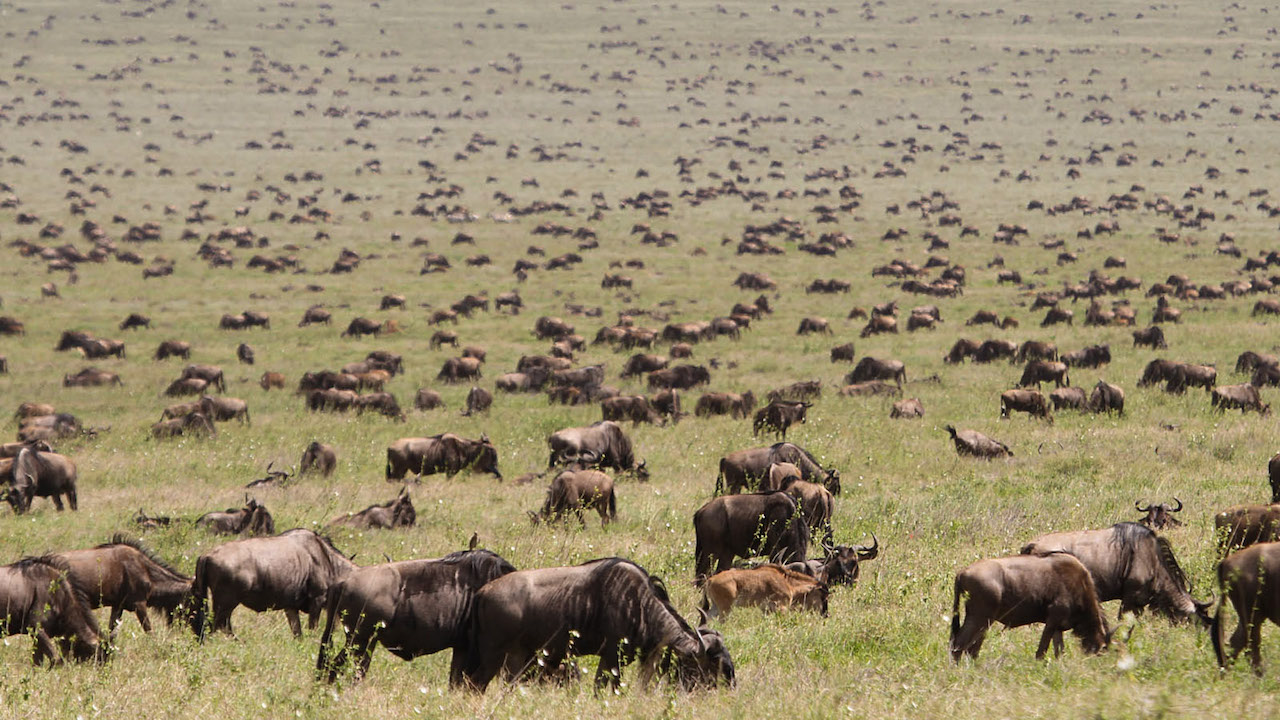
<box><xmin>4</xmin><ymin>0</ymin><xmax>1280</xmax><ymax>716</ymax></box>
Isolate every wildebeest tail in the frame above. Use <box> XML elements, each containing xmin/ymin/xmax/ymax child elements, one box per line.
<box><xmin>949</xmin><ymin>577</ymin><xmax>962</xmax><ymax>651</ymax></box>
<box><xmin>189</xmin><ymin>555</ymin><xmax>210</xmax><ymax>640</ymax></box>
<box><xmin>714</xmin><ymin>460</ymin><xmax>725</xmax><ymax>495</ymax></box>
<box><xmin>607</xmin><ymin>487</ymin><xmax>617</xmax><ymax>521</ymax></box>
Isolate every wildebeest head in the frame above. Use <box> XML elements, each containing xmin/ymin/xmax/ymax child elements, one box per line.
<box><xmin>1135</xmin><ymin>498</ymin><xmax>1182</xmax><ymax>529</ymax></box>
<box><xmin>818</xmin><ymin>532</ymin><xmax>879</xmax><ymax>585</ymax></box>
<box><xmin>245</xmin><ymin>461</ymin><xmax>293</xmax><ymax>489</ymax></box>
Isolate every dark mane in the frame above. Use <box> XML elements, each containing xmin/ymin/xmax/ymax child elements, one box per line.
<box><xmin>1108</xmin><ymin>522</ymin><xmax>1151</xmax><ymax>580</ymax></box>
<box><xmin>102</xmin><ymin>534</ymin><xmax>190</xmax><ymax>580</ymax></box>
<box><xmin>12</xmin><ymin>554</ymin><xmax>71</xmax><ymax>575</ymax></box>
<box><xmin>438</xmin><ymin>548</ymin><xmax>517</xmax><ymax>577</ymax></box>
<box><xmin>1154</xmin><ymin>535</ymin><xmax>1191</xmax><ymax>593</ymax></box>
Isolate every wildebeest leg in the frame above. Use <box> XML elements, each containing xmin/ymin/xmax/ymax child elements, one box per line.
<box><xmin>594</xmin><ymin>641</ymin><xmax>621</xmax><ymax>690</ymax></box>
<box><xmin>950</xmin><ymin>615</ymin><xmax>988</xmax><ymax>661</ymax></box>
<box><xmin>1248</xmin><ymin>620</ymin><xmax>1264</xmax><ymax>674</ymax></box>
<box><xmin>107</xmin><ymin>604</ymin><xmax>125</xmax><ymax>636</ymax></box>
<box><xmin>67</xmin><ymin>488</ymin><xmax>77</xmax><ymax>511</ymax></box>
<box><xmin>211</xmin><ymin>596</ymin><xmax>236</xmax><ymax>635</ymax></box>
<box><xmin>285</xmin><ymin>609</ymin><xmax>304</xmax><ymax>638</ymax></box>
<box><xmin>51</xmin><ymin>494</ymin><xmax>64</xmax><ymax>511</ymax></box>
<box><xmin>132</xmin><ymin>602</ymin><xmax>153</xmax><ymax>633</ymax></box>
<box><xmin>1037</xmin><ymin>606</ymin><xmax>1069</xmax><ymax>659</ymax></box>
<box><xmin>1051</xmin><ymin>631</ymin><xmax>1065</xmax><ymax>658</ymax></box>
<box><xmin>32</xmin><ymin>630</ymin><xmax>61</xmax><ymax>666</ymax></box>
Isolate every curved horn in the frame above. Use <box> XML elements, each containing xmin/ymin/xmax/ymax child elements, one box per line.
<box><xmin>821</xmin><ymin>530</ymin><xmax>835</xmax><ymax>554</ymax></box>
<box><xmin>1134</xmin><ymin>500</ymin><xmax>1151</xmax><ymax>513</ymax></box>
<box><xmin>856</xmin><ymin>533</ymin><xmax>879</xmax><ymax>560</ymax></box>
<box><xmin>1171</xmin><ymin>497</ymin><xmax>1183</xmax><ymax>512</ymax></box>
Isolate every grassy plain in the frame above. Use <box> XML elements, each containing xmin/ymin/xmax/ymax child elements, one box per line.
<box><xmin>3</xmin><ymin>0</ymin><xmax>1280</xmax><ymax>716</ymax></box>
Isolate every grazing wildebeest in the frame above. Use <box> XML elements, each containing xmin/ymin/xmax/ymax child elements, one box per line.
<box><xmin>753</xmin><ymin>400</ymin><xmax>810</xmax><ymax>440</ymax></box>
<box><xmin>1135</xmin><ymin>499</ymin><xmax>1183</xmax><ymax>530</ymax></box>
<box><xmin>413</xmin><ymin>388</ymin><xmax>445</xmax><ymax>410</ymax></box>
<box><xmin>700</xmin><ymin>564</ymin><xmax>828</xmax><ymax>619</ymax></box>
<box><xmin>1212</xmin><ymin>542</ymin><xmax>1280</xmax><ymax>673</ymax></box>
<box><xmin>999</xmin><ymin>389</ymin><xmax>1052</xmax><ymax>421</ymax></box>
<box><xmin>601</xmin><ymin>395</ymin><xmax>663</xmax><ymax>425</ymax></box>
<box><xmin>195</xmin><ymin>498</ymin><xmax>275</xmax><ymax>536</ymax></box>
<box><xmin>1018</xmin><ymin>361</ymin><xmax>1069</xmax><ymax>389</ymax></box>
<box><xmin>975</xmin><ymin>339</ymin><xmax>1017</xmax><ymax>363</ymax></box>
<box><xmin>945</xmin><ymin>425</ymin><xmax>1012</xmax><ymax>458</ymax></box>
<box><xmin>385</xmin><ymin>434</ymin><xmax>500</xmax><ymax>480</ymax></box>
<box><xmin>437</xmin><ymin>356</ymin><xmax>483</xmax><ymax>383</ymax></box>
<box><xmin>0</xmin><ymin>556</ymin><xmax>103</xmax><ymax>665</ymax></box>
<box><xmin>1211</xmin><ymin>384</ymin><xmax>1270</xmax><ymax>414</ymax></box>
<box><xmin>316</xmin><ymin>549</ymin><xmax>517</xmax><ymax>683</ymax></box>
<box><xmin>461</xmin><ymin>558</ymin><xmax>734</xmax><ymax>691</ymax></box>
<box><xmin>1089</xmin><ymin>381</ymin><xmax>1125</xmax><ymax>415</ymax></box>
<box><xmin>797</xmin><ymin>317</ymin><xmax>831</xmax><ymax>335</ymax></box>
<box><xmin>647</xmin><ymin>364</ymin><xmax>711</xmax><ymax>391</ymax></box>
<box><xmin>830</xmin><ymin>343</ymin><xmax>856</xmax><ymax>363</ymax></box>
<box><xmin>1168</xmin><ymin>363</ymin><xmax>1217</xmax><ymax>394</ymax></box>
<box><xmin>717</xmin><ymin>442</ymin><xmax>840</xmax><ymax>495</ymax></box>
<box><xmin>189</xmin><ymin>529</ymin><xmax>356</xmax><ymax>639</ymax></box>
<box><xmin>236</xmin><ymin>343</ymin><xmax>255</xmax><ymax>365</ymax></box>
<box><xmin>57</xmin><ymin>536</ymin><xmax>192</xmax><ymax>634</ymax></box>
<box><xmin>859</xmin><ymin>315</ymin><xmax>897</xmax><ymax>338</ymax></box>
<box><xmin>462</xmin><ymin>386</ymin><xmax>493</xmax><ymax>416</ymax></box>
<box><xmin>1132</xmin><ymin>326</ymin><xmax>1167</xmax><ymax>349</ymax></box>
<box><xmin>300</xmin><ymin>441</ymin><xmax>336</xmax><ymax>477</ymax></box>
<box><xmin>326</xmin><ymin>487</ymin><xmax>415</xmax><ymax>530</ymax></box>
<box><xmin>847</xmin><ymin>357</ymin><xmax>906</xmax><ymax>387</ymax></box>
<box><xmin>1061</xmin><ymin>345</ymin><xmax>1111</xmax><ymax>369</ymax></box>
<box><xmin>342</xmin><ymin>317</ymin><xmax>383</xmax><ymax>338</ymax></box>
<box><xmin>298</xmin><ymin>306</ymin><xmax>332</xmax><ymax>327</ymax></box>
<box><xmin>1237</xmin><ymin>351</ymin><xmax>1278</xmax><ymax>375</ymax></box>
<box><xmin>259</xmin><ymin>371</ymin><xmax>285</xmax><ymax>390</ymax></box>
<box><xmin>154</xmin><ymin>340</ymin><xmax>191</xmax><ymax>360</ymax></box>
<box><xmin>181</xmin><ymin>364</ymin><xmax>226</xmax><ymax>392</ymax></box>
<box><xmin>695</xmin><ymin>391</ymin><xmax>756</xmax><ymax>419</ymax></box>
<box><xmin>546</xmin><ymin>421</ymin><xmax>647</xmax><ymax>478</ymax></box>
<box><xmin>1041</xmin><ymin>307</ymin><xmax>1074</xmax><ymax>327</ymax></box>
<box><xmin>944</xmin><ymin>338</ymin><xmax>980</xmax><ymax>364</ymax></box>
<box><xmin>890</xmin><ymin>397</ymin><xmax>924</xmax><ymax>418</ymax></box>
<box><xmin>530</xmin><ymin>469</ymin><xmax>617</xmax><ymax>527</ymax></box>
<box><xmin>1022</xmin><ymin>523</ymin><xmax>1209</xmax><ymax>623</ymax></box>
<box><xmin>693</xmin><ymin>492</ymin><xmax>808</xmax><ymax>576</ymax></box>
<box><xmin>6</xmin><ymin>446</ymin><xmax>78</xmax><ymax>513</ymax></box>
<box><xmin>950</xmin><ymin>553</ymin><xmax>1109</xmax><ymax>661</ymax></box>
<box><xmin>200</xmin><ymin>395</ymin><xmax>250</xmax><ymax>424</ymax></box>
<box><xmin>1214</xmin><ymin>504</ymin><xmax>1280</xmax><ymax>554</ymax></box>
<box><xmin>1138</xmin><ymin>358</ymin><xmax>1182</xmax><ymax>388</ymax></box>
<box><xmin>621</xmin><ymin>353</ymin><xmax>668</xmax><ymax>378</ymax></box>
<box><xmin>1016</xmin><ymin>341</ymin><xmax>1058</xmax><ymax>363</ymax></box>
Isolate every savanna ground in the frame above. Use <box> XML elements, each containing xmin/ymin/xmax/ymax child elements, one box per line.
<box><xmin>1</xmin><ymin>0</ymin><xmax>1280</xmax><ymax>716</ymax></box>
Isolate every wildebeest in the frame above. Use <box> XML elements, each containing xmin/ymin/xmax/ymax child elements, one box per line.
<box><xmin>200</xmin><ymin>395</ymin><xmax>250</xmax><ymax>424</ymax></box>
<box><xmin>461</xmin><ymin>557</ymin><xmax>734</xmax><ymax>691</ymax></box>
<box><xmin>1135</xmin><ymin>499</ymin><xmax>1183</xmax><ymax>530</ymax></box>
<box><xmin>1168</xmin><ymin>363</ymin><xmax>1217</xmax><ymax>394</ymax></box>
<box><xmin>64</xmin><ymin>367</ymin><xmax>122</xmax><ymax>387</ymax></box>
<box><xmin>999</xmin><ymin>389</ymin><xmax>1051</xmax><ymax>421</ymax></box>
<box><xmin>647</xmin><ymin>364</ymin><xmax>711</xmax><ymax>391</ymax></box>
<box><xmin>546</xmin><ymin>421</ymin><xmax>647</xmax><ymax>478</ymax></box>
<box><xmin>860</xmin><ymin>314</ymin><xmax>897</xmax><ymax>338</ymax></box>
<box><xmin>1016</xmin><ymin>341</ymin><xmax>1058</xmax><ymax>363</ymax></box>
<box><xmin>300</xmin><ymin>441</ymin><xmax>336</xmax><ymax>477</ymax></box>
<box><xmin>494</xmin><ymin>368</ymin><xmax>551</xmax><ymax>393</ymax></box>
<box><xmin>717</xmin><ymin>442</ymin><xmax>840</xmax><ymax>495</ymax></box>
<box><xmin>1211</xmin><ymin>383</ymin><xmax>1270</xmax><ymax>414</ymax></box>
<box><xmin>533</xmin><ymin>315</ymin><xmax>575</xmax><ymax>340</ymax></box>
<box><xmin>1018</xmin><ymin>361</ymin><xmax>1069</xmax><ymax>389</ymax></box>
<box><xmin>1214</xmin><ymin>504</ymin><xmax>1280</xmax><ymax>554</ymax></box>
<box><xmin>779</xmin><ymin>475</ymin><xmax>834</xmax><ymax>534</ymax></box>
<box><xmin>695</xmin><ymin>391</ymin><xmax>756</xmax><ymax>419</ymax></box>
<box><xmin>944</xmin><ymin>338</ymin><xmax>980</xmax><ymax>364</ymax></box>
<box><xmin>530</xmin><ymin>469</ymin><xmax>617</xmax><ymax>527</ymax></box>
<box><xmin>1212</xmin><ymin>542</ymin><xmax>1280</xmax><ymax>673</ymax></box>
<box><xmin>1041</xmin><ymin>307</ymin><xmax>1074</xmax><ymax>327</ymax></box>
<box><xmin>753</xmin><ymin>400</ymin><xmax>810</xmax><ymax>440</ymax></box>
<box><xmin>118</xmin><ymin>313</ymin><xmax>151</xmax><ymax>331</ymax></box>
<box><xmin>57</xmin><ymin>536</ymin><xmax>192</xmax><ymax>634</ymax></box>
<box><xmin>890</xmin><ymin>397</ymin><xmax>924</xmax><ymax>418</ymax></box>
<box><xmin>195</xmin><ymin>498</ymin><xmax>275</xmax><ymax>536</ymax></box>
<box><xmin>181</xmin><ymin>364</ymin><xmax>226</xmax><ymax>392</ymax></box>
<box><xmin>945</xmin><ymin>425</ymin><xmax>1012</xmax><ymax>459</ymax></box>
<box><xmin>298</xmin><ymin>306</ymin><xmax>332</xmax><ymax>327</ymax></box>
<box><xmin>797</xmin><ymin>317</ymin><xmax>831</xmax><ymax>335</ymax></box>
<box><xmin>1132</xmin><ymin>326</ymin><xmax>1167</xmax><ymax>349</ymax></box>
<box><xmin>0</xmin><ymin>556</ymin><xmax>103</xmax><ymax>664</ymax></box>
<box><xmin>1022</xmin><ymin>523</ymin><xmax>1209</xmax><ymax>623</ymax></box>
<box><xmin>950</xmin><ymin>553</ymin><xmax>1109</xmax><ymax>661</ymax></box>
<box><xmin>236</xmin><ymin>343</ymin><xmax>255</xmax><ymax>365</ymax></box>
<box><xmin>259</xmin><ymin>371</ymin><xmax>285</xmax><ymax>390</ymax></box>
<box><xmin>151</xmin><ymin>412</ymin><xmax>216</xmax><ymax>439</ymax></box>
<box><xmin>1061</xmin><ymin>345</ymin><xmax>1111</xmax><ymax>369</ymax></box>
<box><xmin>767</xmin><ymin>380</ymin><xmax>822</xmax><ymax>402</ymax></box>
<box><xmin>975</xmin><ymin>339</ymin><xmax>1017</xmax><ymax>363</ymax></box>
<box><xmin>1089</xmin><ymin>381</ymin><xmax>1125</xmax><ymax>415</ymax></box>
<box><xmin>326</xmin><ymin>487</ymin><xmax>415</xmax><ymax>530</ymax></box>
<box><xmin>601</xmin><ymin>395</ymin><xmax>663</xmax><ymax>425</ymax></box>
<box><xmin>621</xmin><ymin>353</ymin><xmax>668</xmax><ymax>378</ymax></box>
<box><xmin>316</xmin><ymin>549</ymin><xmax>517</xmax><ymax>683</ymax></box>
<box><xmin>189</xmin><ymin>529</ymin><xmax>356</xmax><ymax>639</ymax></box>
<box><xmin>700</xmin><ymin>564</ymin><xmax>828</xmax><ymax>618</ymax></box>
<box><xmin>437</xmin><ymin>356</ymin><xmax>483</xmax><ymax>383</ymax></box>
<box><xmin>462</xmin><ymin>386</ymin><xmax>493</xmax><ymax>416</ymax></box>
<box><xmin>787</xmin><ymin>534</ymin><xmax>879</xmax><ymax>586</ymax></box>
<box><xmin>153</xmin><ymin>340</ymin><xmax>191</xmax><ymax>360</ymax></box>
<box><xmin>5</xmin><ymin>446</ymin><xmax>78</xmax><ymax>513</ymax></box>
<box><xmin>846</xmin><ymin>357</ymin><xmax>906</xmax><ymax>387</ymax></box>
<box><xmin>693</xmin><ymin>492</ymin><xmax>809</xmax><ymax>576</ymax></box>
<box><xmin>385</xmin><ymin>434</ymin><xmax>501</xmax><ymax>481</ymax></box>
<box><xmin>413</xmin><ymin>388</ymin><xmax>445</xmax><ymax>410</ymax></box>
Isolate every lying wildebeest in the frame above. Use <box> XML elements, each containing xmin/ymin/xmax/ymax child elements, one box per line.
<box><xmin>0</xmin><ymin>556</ymin><xmax>103</xmax><ymax>665</ymax></box>
<box><xmin>64</xmin><ymin>367</ymin><xmax>122</xmax><ymax>387</ymax></box>
<box><xmin>1214</xmin><ymin>504</ymin><xmax>1280</xmax><ymax>554</ymax></box>
<box><xmin>1018</xmin><ymin>360</ymin><xmax>1069</xmax><ymax>388</ymax></box>
<box><xmin>717</xmin><ymin>442</ymin><xmax>840</xmax><ymax>495</ymax></box>
<box><xmin>316</xmin><ymin>549</ymin><xmax>517</xmax><ymax>683</ymax></box>
<box><xmin>846</xmin><ymin>357</ymin><xmax>906</xmax><ymax>387</ymax></box>
<box><xmin>57</xmin><ymin>535</ymin><xmax>191</xmax><ymax>634</ymax></box>
<box><xmin>601</xmin><ymin>395</ymin><xmax>663</xmax><ymax>425</ymax></box>
<box><xmin>1135</xmin><ymin>499</ymin><xmax>1183</xmax><ymax>530</ymax></box>
<box><xmin>695</xmin><ymin>391</ymin><xmax>756</xmax><ymax>419</ymax></box>
<box><xmin>413</xmin><ymin>388</ymin><xmax>445</xmax><ymax>410</ymax></box>
<box><xmin>190</xmin><ymin>529</ymin><xmax>357</xmax><ymax>639</ymax></box>
<box><xmin>1212</xmin><ymin>542</ymin><xmax>1280</xmax><ymax>673</ymax></box>
<box><xmin>495</xmin><ymin>368</ymin><xmax>551</xmax><ymax>393</ymax></box>
<box><xmin>830</xmin><ymin>343</ymin><xmax>856</xmax><ymax>363</ymax></box>
<box><xmin>533</xmin><ymin>315</ymin><xmax>575</xmax><ymax>340</ymax></box>
<box><xmin>787</xmin><ymin>533</ymin><xmax>879</xmax><ymax>586</ymax></box>
<box><xmin>1061</xmin><ymin>344</ymin><xmax>1111</xmax><ymax>369</ymax></box>
<box><xmin>767</xmin><ymin>380</ymin><xmax>821</xmax><ymax>402</ymax></box>
<box><xmin>326</xmin><ymin>487</ymin><xmax>415</xmax><ymax>530</ymax></box>
<box><xmin>438</xmin><ymin>356</ymin><xmax>483</xmax><ymax>383</ymax></box>
<box><xmin>200</xmin><ymin>395</ymin><xmax>250</xmax><ymax>424</ymax></box>
<box><xmin>546</xmin><ymin>421</ymin><xmax>647</xmax><ymax>478</ymax></box>
<box><xmin>153</xmin><ymin>340</ymin><xmax>191</xmax><ymax>360</ymax></box>
<box><xmin>13</xmin><ymin>402</ymin><xmax>56</xmax><ymax>422</ymax></box>
<box><xmin>951</xmin><ymin>552</ymin><xmax>1109</xmax><ymax>661</ymax></box>
<box><xmin>1000</xmin><ymin>389</ymin><xmax>1051</xmax><ymax>421</ymax></box>
<box><xmin>1089</xmin><ymin>380</ymin><xmax>1125</xmax><ymax>415</ymax></box>
<box><xmin>0</xmin><ymin>439</ymin><xmax>52</xmax><ymax>458</ymax></box>
<box><xmin>5</xmin><ymin>446</ymin><xmax>78</xmax><ymax>513</ymax></box>
<box><xmin>1132</xmin><ymin>325</ymin><xmax>1168</xmax><ymax>350</ymax></box>
<box><xmin>461</xmin><ymin>557</ymin><xmax>734</xmax><ymax>691</ymax></box>
<box><xmin>701</xmin><ymin>564</ymin><xmax>828</xmax><ymax>619</ymax></box>
<box><xmin>945</xmin><ymin>425</ymin><xmax>1012</xmax><ymax>458</ymax></box>
<box><xmin>300</xmin><ymin>441</ymin><xmax>336</xmax><ymax>477</ymax></box>
<box><xmin>385</xmin><ymin>433</ymin><xmax>501</xmax><ymax>481</ymax></box>
<box><xmin>647</xmin><ymin>364</ymin><xmax>711</xmax><ymax>391</ymax></box>
<box><xmin>693</xmin><ymin>491</ymin><xmax>808</xmax><ymax>576</ymax></box>
<box><xmin>1022</xmin><ymin>523</ymin><xmax>1209</xmax><ymax>623</ymax></box>
<box><xmin>181</xmin><ymin>364</ymin><xmax>226</xmax><ymax>392</ymax></box>
<box><xmin>1211</xmin><ymin>383</ymin><xmax>1270</xmax><ymax>414</ymax></box>
<box><xmin>530</xmin><ymin>469</ymin><xmax>617</xmax><ymax>527</ymax></box>
<box><xmin>753</xmin><ymin>400</ymin><xmax>810</xmax><ymax>440</ymax></box>
<box><xmin>195</xmin><ymin>498</ymin><xmax>275</xmax><ymax>536</ymax></box>
<box><xmin>463</xmin><ymin>386</ymin><xmax>492</xmax><ymax>417</ymax></box>
<box><xmin>890</xmin><ymin>397</ymin><xmax>924</xmax><ymax>418</ymax></box>
<box><xmin>151</xmin><ymin>412</ymin><xmax>216</xmax><ymax>439</ymax></box>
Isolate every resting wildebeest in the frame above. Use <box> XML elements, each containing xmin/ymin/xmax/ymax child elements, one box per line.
<box><xmin>767</xmin><ymin>380</ymin><xmax>821</xmax><ymax>402</ymax></box>
<box><xmin>461</xmin><ymin>557</ymin><xmax>734</xmax><ymax>691</ymax></box>
<box><xmin>951</xmin><ymin>553</ymin><xmax>1109</xmax><ymax>661</ymax></box>
<box><xmin>300</xmin><ymin>441</ymin><xmax>336</xmax><ymax>477</ymax></box>
<box><xmin>1135</xmin><ymin>499</ymin><xmax>1183</xmax><ymax>530</ymax></box>
<box><xmin>546</xmin><ymin>421</ymin><xmax>647</xmax><ymax>478</ymax></box>
<box><xmin>259</xmin><ymin>371</ymin><xmax>285</xmax><ymax>390</ymax></box>
<box><xmin>385</xmin><ymin>434</ymin><xmax>501</xmax><ymax>481</ymax></box>
<box><xmin>64</xmin><ymin>367</ymin><xmax>122</xmax><ymax>387</ymax></box>
<box><xmin>890</xmin><ymin>397</ymin><xmax>924</xmax><ymax>418</ymax></box>
<box><xmin>1211</xmin><ymin>383</ymin><xmax>1270</xmax><ymax>414</ymax></box>
<box><xmin>693</xmin><ymin>491</ymin><xmax>808</xmax><ymax>576</ymax></box>
<box><xmin>151</xmin><ymin>411</ymin><xmax>216</xmax><ymax>439</ymax></box>
<box><xmin>601</xmin><ymin>395</ymin><xmax>662</xmax><ymax>425</ymax></box>
<box><xmin>717</xmin><ymin>442</ymin><xmax>840</xmax><ymax>495</ymax></box>
<box><xmin>5</xmin><ymin>446</ymin><xmax>78</xmax><ymax>513</ymax></box>
<box><xmin>195</xmin><ymin>498</ymin><xmax>275</xmax><ymax>536</ymax></box>
<box><xmin>846</xmin><ymin>357</ymin><xmax>906</xmax><ymax>387</ymax></box>
<box><xmin>787</xmin><ymin>534</ymin><xmax>879</xmax><ymax>586</ymax></box>
<box><xmin>1018</xmin><ymin>361</ymin><xmax>1069</xmax><ymax>388</ymax></box>
<box><xmin>701</xmin><ymin>564</ymin><xmax>828</xmax><ymax>619</ymax></box>
<box><xmin>945</xmin><ymin>425</ymin><xmax>1012</xmax><ymax>458</ymax></box>
<box><xmin>530</xmin><ymin>469</ymin><xmax>617</xmax><ymax>527</ymax></box>
<box><xmin>0</xmin><ymin>556</ymin><xmax>103</xmax><ymax>665</ymax></box>
<box><xmin>695</xmin><ymin>391</ymin><xmax>756</xmax><ymax>419</ymax></box>
<box><xmin>316</xmin><ymin>549</ymin><xmax>517</xmax><ymax>683</ymax></box>
<box><xmin>1214</xmin><ymin>504</ymin><xmax>1280</xmax><ymax>554</ymax></box>
<box><xmin>57</xmin><ymin>535</ymin><xmax>192</xmax><ymax>634</ymax></box>
<box><xmin>999</xmin><ymin>389</ymin><xmax>1051</xmax><ymax>421</ymax></box>
<box><xmin>1212</xmin><ymin>542</ymin><xmax>1280</xmax><ymax>673</ymax></box>
<box><xmin>1021</xmin><ymin>523</ymin><xmax>1209</xmax><ymax>623</ymax></box>
<box><xmin>753</xmin><ymin>400</ymin><xmax>810</xmax><ymax>439</ymax></box>
<box><xmin>326</xmin><ymin>487</ymin><xmax>415</xmax><ymax>530</ymax></box>
<box><xmin>1089</xmin><ymin>381</ymin><xmax>1125</xmax><ymax>415</ymax></box>
<box><xmin>190</xmin><ymin>529</ymin><xmax>356</xmax><ymax>639</ymax></box>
